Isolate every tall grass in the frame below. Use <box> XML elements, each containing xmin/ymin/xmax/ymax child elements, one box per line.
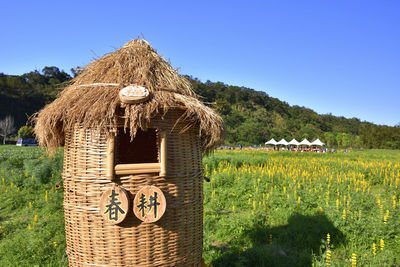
<box><xmin>203</xmin><ymin>150</ymin><xmax>400</xmax><ymax>266</ymax></box>
<box><xmin>0</xmin><ymin>146</ymin><xmax>399</xmax><ymax>266</ymax></box>
<box><xmin>0</xmin><ymin>146</ymin><xmax>67</xmax><ymax>266</ymax></box>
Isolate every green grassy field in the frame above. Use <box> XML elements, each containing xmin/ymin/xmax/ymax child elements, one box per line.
<box><xmin>0</xmin><ymin>146</ymin><xmax>399</xmax><ymax>266</ymax></box>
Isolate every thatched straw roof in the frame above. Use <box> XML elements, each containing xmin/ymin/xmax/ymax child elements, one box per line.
<box><xmin>34</xmin><ymin>39</ymin><xmax>224</xmax><ymax>154</ymax></box>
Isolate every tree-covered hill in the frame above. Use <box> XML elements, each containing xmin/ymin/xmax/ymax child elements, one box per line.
<box><xmin>0</xmin><ymin>68</ymin><xmax>399</xmax><ymax>149</ymax></box>
<box><xmin>0</xmin><ymin>67</ymin><xmax>71</xmax><ymax>129</ymax></box>
<box><xmin>187</xmin><ymin>77</ymin><xmax>400</xmax><ymax>149</ymax></box>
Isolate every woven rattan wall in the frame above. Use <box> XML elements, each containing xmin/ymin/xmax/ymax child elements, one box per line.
<box><xmin>63</xmin><ymin>110</ymin><xmax>203</xmax><ymax>266</ymax></box>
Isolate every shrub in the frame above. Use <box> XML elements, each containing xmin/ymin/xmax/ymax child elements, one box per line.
<box><xmin>17</xmin><ymin>126</ymin><xmax>35</xmax><ymax>139</ymax></box>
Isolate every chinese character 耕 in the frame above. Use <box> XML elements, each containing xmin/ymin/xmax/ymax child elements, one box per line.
<box><xmin>137</xmin><ymin>193</ymin><xmax>147</xmax><ymax>217</ymax></box>
<box><xmin>147</xmin><ymin>191</ymin><xmax>161</xmax><ymax>218</ymax></box>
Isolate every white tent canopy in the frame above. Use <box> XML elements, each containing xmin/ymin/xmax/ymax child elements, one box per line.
<box><xmin>288</xmin><ymin>138</ymin><xmax>299</xmax><ymax>146</ymax></box>
<box><xmin>299</xmin><ymin>138</ymin><xmax>311</xmax><ymax>146</ymax></box>
<box><xmin>266</xmin><ymin>138</ymin><xmax>325</xmax><ymax>147</ymax></box>
<box><xmin>277</xmin><ymin>138</ymin><xmax>289</xmax><ymax>146</ymax></box>
<box><xmin>265</xmin><ymin>138</ymin><xmax>278</xmax><ymax>145</ymax></box>
<box><xmin>311</xmin><ymin>138</ymin><xmax>325</xmax><ymax>146</ymax></box>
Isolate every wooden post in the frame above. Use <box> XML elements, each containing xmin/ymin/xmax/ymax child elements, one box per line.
<box><xmin>159</xmin><ymin>131</ymin><xmax>167</xmax><ymax>177</ymax></box>
<box><xmin>106</xmin><ymin>133</ymin><xmax>115</xmax><ymax>181</ymax></box>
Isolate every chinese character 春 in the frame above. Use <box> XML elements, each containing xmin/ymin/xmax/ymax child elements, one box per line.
<box><xmin>104</xmin><ymin>189</ymin><xmax>126</xmax><ymax>221</ymax></box>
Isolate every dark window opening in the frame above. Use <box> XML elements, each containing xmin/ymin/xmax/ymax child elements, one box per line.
<box><xmin>115</xmin><ymin>128</ymin><xmax>159</xmax><ymax>164</ymax></box>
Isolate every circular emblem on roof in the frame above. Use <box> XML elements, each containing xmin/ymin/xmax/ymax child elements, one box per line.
<box><xmin>119</xmin><ymin>85</ymin><xmax>150</xmax><ymax>104</ymax></box>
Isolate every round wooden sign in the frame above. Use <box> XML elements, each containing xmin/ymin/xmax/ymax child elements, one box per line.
<box><xmin>119</xmin><ymin>85</ymin><xmax>150</xmax><ymax>104</ymax></box>
<box><xmin>133</xmin><ymin>186</ymin><xmax>166</xmax><ymax>223</ymax></box>
<box><xmin>99</xmin><ymin>186</ymin><xmax>129</xmax><ymax>224</ymax></box>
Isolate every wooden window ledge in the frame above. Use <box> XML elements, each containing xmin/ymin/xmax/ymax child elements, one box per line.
<box><xmin>115</xmin><ymin>163</ymin><xmax>161</xmax><ymax>175</ymax></box>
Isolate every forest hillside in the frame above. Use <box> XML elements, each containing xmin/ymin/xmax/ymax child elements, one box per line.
<box><xmin>0</xmin><ymin>67</ymin><xmax>399</xmax><ymax>149</ymax></box>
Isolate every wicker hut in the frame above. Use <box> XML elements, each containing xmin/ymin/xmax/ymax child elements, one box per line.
<box><xmin>34</xmin><ymin>39</ymin><xmax>224</xmax><ymax>266</ymax></box>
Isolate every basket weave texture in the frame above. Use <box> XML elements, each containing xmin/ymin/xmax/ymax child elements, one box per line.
<box><xmin>63</xmin><ymin>111</ymin><xmax>203</xmax><ymax>266</ymax></box>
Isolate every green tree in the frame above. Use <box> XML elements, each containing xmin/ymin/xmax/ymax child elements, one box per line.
<box><xmin>236</xmin><ymin>118</ymin><xmax>269</xmax><ymax>145</ymax></box>
<box><xmin>298</xmin><ymin>124</ymin><xmax>321</xmax><ymax>141</ymax></box>
<box><xmin>336</xmin><ymin>133</ymin><xmax>343</xmax><ymax>148</ymax></box>
<box><xmin>215</xmin><ymin>98</ymin><xmax>232</xmax><ymax>115</ymax></box>
<box><xmin>323</xmin><ymin>132</ymin><xmax>336</xmax><ymax>147</ymax></box>
<box><xmin>18</xmin><ymin>126</ymin><xmax>34</xmax><ymax>139</ymax></box>
<box><xmin>341</xmin><ymin>133</ymin><xmax>352</xmax><ymax>148</ymax></box>
<box><xmin>71</xmin><ymin>67</ymin><xmax>84</xmax><ymax>78</ymax></box>
<box><xmin>42</xmin><ymin>66</ymin><xmax>71</xmax><ymax>82</ymax></box>
<box><xmin>353</xmin><ymin>136</ymin><xmax>362</xmax><ymax>149</ymax></box>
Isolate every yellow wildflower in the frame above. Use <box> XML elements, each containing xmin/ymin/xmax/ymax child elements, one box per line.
<box><xmin>318</xmin><ymin>206</ymin><xmax>323</xmax><ymax>215</ymax></box>
<box><xmin>326</xmin><ymin>233</ymin><xmax>330</xmax><ymax>248</ymax></box>
<box><xmin>326</xmin><ymin>249</ymin><xmax>331</xmax><ymax>266</ymax></box>
<box><xmin>351</xmin><ymin>253</ymin><xmax>357</xmax><ymax>267</ymax></box>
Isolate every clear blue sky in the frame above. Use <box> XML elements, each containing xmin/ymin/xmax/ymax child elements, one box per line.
<box><xmin>1</xmin><ymin>0</ymin><xmax>399</xmax><ymax>126</ymax></box>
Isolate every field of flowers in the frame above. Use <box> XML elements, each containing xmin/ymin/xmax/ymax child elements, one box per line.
<box><xmin>203</xmin><ymin>150</ymin><xmax>400</xmax><ymax>266</ymax></box>
<box><xmin>0</xmin><ymin>146</ymin><xmax>66</xmax><ymax>265</ymax></box>
<box><xmin>0</xmin><ymin>146</ymin><xmax>399</xmax><ymax>266</ymax></box>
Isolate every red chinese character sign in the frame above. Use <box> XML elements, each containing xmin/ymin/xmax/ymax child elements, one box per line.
<box><xmin>100</xmin><ymin>187</ymin><xmax>129</xmax><ymax>224</ymax></box>
<box><xmin>133</xmin><ymin>186</ymin><xmax>166</xmax><ymax>223</ymax></box>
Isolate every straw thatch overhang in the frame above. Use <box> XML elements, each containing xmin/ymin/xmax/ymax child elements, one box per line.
<box><xmin>34</xmin><ymin>39</ymin><xmax>224</xmax><ymax>154</ymax></box>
